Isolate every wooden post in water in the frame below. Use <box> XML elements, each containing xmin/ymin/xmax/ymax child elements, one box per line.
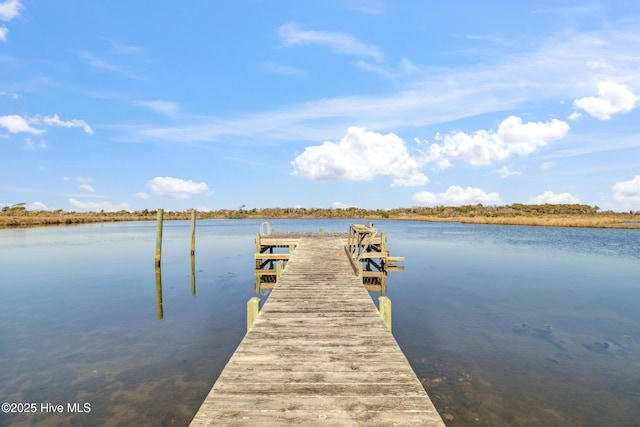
<box><xmin>190</xmin><ymin>210</ymin><xmax>196</xmax><ymax>256</ymax></box>
<box><xmin>247</xmin><ymin>297</ymin><xmax>260</xmax><ymax>331</ymax></box>
<box><xmin>255</xmin><ymin>276</ymin><xmax>261</xmax><ymax>294</ymax></box>
<box><xmin>378</xmin><ymin>296</ymin><xmax>391</xmax><ymax>331</ymax></box>
<box><xmin>255</xmin><ymin>233</ymin><xmax>261</xmax><ymax>269</ymax></box>
<box><xmin>155</xmin><ymin>209</ymin><xmax>164</xmax><ymax>267</ymax></box>
<box><xmin>276</xmin><ymin>260</ymin><xmax>284</xmax><ymax>281</ymax></box>
<box><xmin>380</xmin><ymin>274</ymin><xmax>387</xmax><ymax>296</ymax></box>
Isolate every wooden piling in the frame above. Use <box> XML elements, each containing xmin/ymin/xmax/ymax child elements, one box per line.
<box><xmin>381</xmin><ymin>231</ymin><xmax>387</xmax><ymax>252</ymax></box>
<box><xmin>255</xmin><ymin>233</ymin><xmax>261</xmax><ymax>269</ymax></box>
<box><xmin>190</xmin><ymin>210</ymin><xmax>196</xmax><ymax>256</ymax></box>
<box><xmin>378</xmin><ymin>296</ymin><xmax>391</xmax><ymax>331</ymax></box>
<box><xmin>247</xmin><ymin>297</ymin><xmax>260</xmax><ymax>331</ymax></box>
<box><xmin>155</xmin><ymin>209</ymin><xmax>163</xmax><ymax>267</ymax></box>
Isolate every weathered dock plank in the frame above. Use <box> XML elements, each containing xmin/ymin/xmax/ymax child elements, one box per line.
<box><xmin>191</xmin><ymin>236</ymin><xmax>444</xmax><ymax>426</ymax></box>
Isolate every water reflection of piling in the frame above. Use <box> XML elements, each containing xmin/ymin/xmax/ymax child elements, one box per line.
<box><xmin>151</xmin><ymin>210</ymin><xmax>198</xmax><ymax>317</ymax></box>
<box><xmin>191</xmin><ymin>254</ymin><xmax>196</xmax><ymax>296</ymax></box>
<box><xmin>155</xmin><ymin>266</ymin><xmax>163</xmax><ymax>319</ymax></box>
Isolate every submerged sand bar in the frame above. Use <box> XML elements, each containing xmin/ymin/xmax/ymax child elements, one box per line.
<box><xmin>190</xmin><ymin>234</ymin><xmax>444</xmax><ymax>426</ymax></box>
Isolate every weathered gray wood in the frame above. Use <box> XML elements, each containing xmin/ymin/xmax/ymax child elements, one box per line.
<box><xmin>190</xmin><ymin>236</ymin><xmax>444</xmax><ymax>426</ymax></box>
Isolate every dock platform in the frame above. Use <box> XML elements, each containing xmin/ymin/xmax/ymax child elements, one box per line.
<box><xmin>190</xmin><ymin>233</ymin><xmax>444</xmax><ymax>426</ymax></box>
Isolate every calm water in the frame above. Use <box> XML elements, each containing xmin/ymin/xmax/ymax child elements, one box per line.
<box><xmin>0</xmin><ymin>219</ymin><xmax>638</xmax><ymax>426</ymax></box>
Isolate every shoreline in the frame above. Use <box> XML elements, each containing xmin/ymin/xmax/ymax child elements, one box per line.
<box><xmin>1</xmin><ymin>211</ymin><xmax>639</xmax><ymax>230</ymax></box>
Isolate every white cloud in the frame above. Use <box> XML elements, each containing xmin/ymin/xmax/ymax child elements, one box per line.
<box><xmin>76</xmin><ymin>50</ymin><xmax>141</xmax><ymax>79</ymax></box>
<box><xmin>134</xmin><ymin>100</ymin><xmax>180</xmax><ymax>116</ymax></box>
<box><xmin>331</xmin><ymin>201</ymin><xmax>357</xmax><ymax>209</ymax></box>
<box><xmin>29</xmin><ymin>201</ymin><xmax>49</xmax><ymax>211</ymax></box>
<box><xmin>612</xmin><ymin>176</ymin><xmax>640</xmax><ymax>204</ymax></box>
<box><xmin>23</xmin><ymin>137</ymin><xmax>46</xmax><ymax>150</ymax></box>
<box><xmin>40</xmin><ymin>114</ymin><xmax>94</xmax><ymax>134</ymax></box>
<box><xmin>259</xmin><ymin>62</ymin><xmax>306</xmax><ymax>78</ymax></box>
<box><xmin>0</xmin><ymin>114</ymin><xmax>93</xmax><ymax>136</ymax></box>
<box><xmin>539</xmin><ymin>162</ymin><xmax>555</xmax><ymax>170</ymax></box>
<box><xmin>390</xmin><ymin>173</ymin><xmax>429</xmax><ymax>188</ymax></box>
<box><xmin>105</xmin><ymin>39</ymin><xmax>143</xmax><ymax>55</ymax></box>
<box><xmin>0</xmin><ymin>0</ymin><xmax>22</xmax><ymax>21</ymax></box>
<box><xmin>79</xmin><ymin>183</ymin><xmax>95</xmax><ymax>192</ymax></box>
<box><xmin>0</xmin><ymin>0</ymin><xmax>23</xmax><ymax>43</ymax></box>
<box><xmin>291</xmin><ymin>127</ymin><xmax>426</xmax><ymax>186</ymax></box>
<box><xmin>0</xmin><ymin>115</ymin><xmax>44</xmax><ymax>135</ymax></box>
<box><xmin>278</xmin><ymin>21</ymin><xmax>383</xmax><ymax>60</ymax></box>
<box><xmin>345</xmin><ymin>0</ymin><xmax>387</xmax><ymax>15</ymax></box>
<box><xmin>498</xmin><ymin>165</ymin><xmax>522</xmax><ymax>178</ymax></box>
<box><xmin>354</xmin><ymin>57</ymin><xmax>419</xmax><ymax>78</ymax></box>
<box><xmin>586</xmin><ymin>59</ymin><xmax>614</xmax><ymax>71</ymax></box>
<box><xmin>423</xmin><ymin>116</ymin><xmax>570</xmax><ymax>167</ymax></box>
<box><xmin>0</xmin><ymin>90</ymin><xmax>19</xmax><ymax>99</ymax></box>
<box><xmin>135</xmin><ymin>192</ymin><xmax>151</xmax><ymax>199</ymax></box>
<box><xmin>413</xmin><ymin>186</ymin><xmax>502</xmax><ymax>206</ymax></box>
<box><xmin>567</xmin><ymin>111</ymin><xmax>582</xmax><ymax>121</ymax></box>
<box><xmin>572</xmin><ymin>81</ymin><xmax>639</xmax><ymax>120</ymax></box>
<box><xmin>528</xmin><ymin>191</ymin><xmax>580</xmax><ymax>204</ymax></box>
<box><xmin>127</xmin><ymin>27</ymin><xmax>640</xmax><ymax>145</ymax></box>
<box><xmin>69</xmin><ymin>198</ymin><xmax>130</xmax><ymax>212</ymax></box>
<box><xmin>148</xmin><ymin>176</ymin><xmax>209</xmax><ymax>200</ymax></box>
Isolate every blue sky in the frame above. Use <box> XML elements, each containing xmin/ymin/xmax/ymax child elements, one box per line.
<box><xmin>1</xmin><ymin>0</ymin><xmax>639</xmax><ymax>212</ymax></box>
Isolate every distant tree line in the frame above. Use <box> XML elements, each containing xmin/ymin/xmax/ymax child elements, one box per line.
<box><xmin>3</xmin><ymin>203</ymin><xmax>637</xmax><ymax>223</ymax></box>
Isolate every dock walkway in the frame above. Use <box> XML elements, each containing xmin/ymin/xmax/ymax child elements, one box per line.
<box><xmin>190</xmin><ymin>235</ymin><xmax>444</xmax><ymax>426</ymax></box>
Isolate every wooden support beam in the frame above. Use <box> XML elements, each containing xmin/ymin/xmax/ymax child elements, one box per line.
<box><xmin>358</xmin><ymin>251</ymin><xmax>388</xmax><ymax>259</ymax></box>
<box><xmin>254</xmin><ymin>253</ymin><xmax>290</xmax><ymax>260</ymax></box>
<box><xmin>254</xmin><ymin>269</ymin><xmax>278</xmax><ymax>276</ymax></box>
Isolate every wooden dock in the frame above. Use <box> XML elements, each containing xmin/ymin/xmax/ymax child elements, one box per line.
<box><xmin>190</xmin><ymin>232</ymin><xmax>444</xmax><ymax>426</ymax></box>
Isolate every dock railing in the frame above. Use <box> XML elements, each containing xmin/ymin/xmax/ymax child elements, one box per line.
<box><xmin>346</xmin><ymin>223</ymin><xmax>404</xmax><ymax>281</ymax></box>
<box><xmin>254</xmin><ymin>224</ymin><xmax>404</xmax><ymax>293</ymax></box>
